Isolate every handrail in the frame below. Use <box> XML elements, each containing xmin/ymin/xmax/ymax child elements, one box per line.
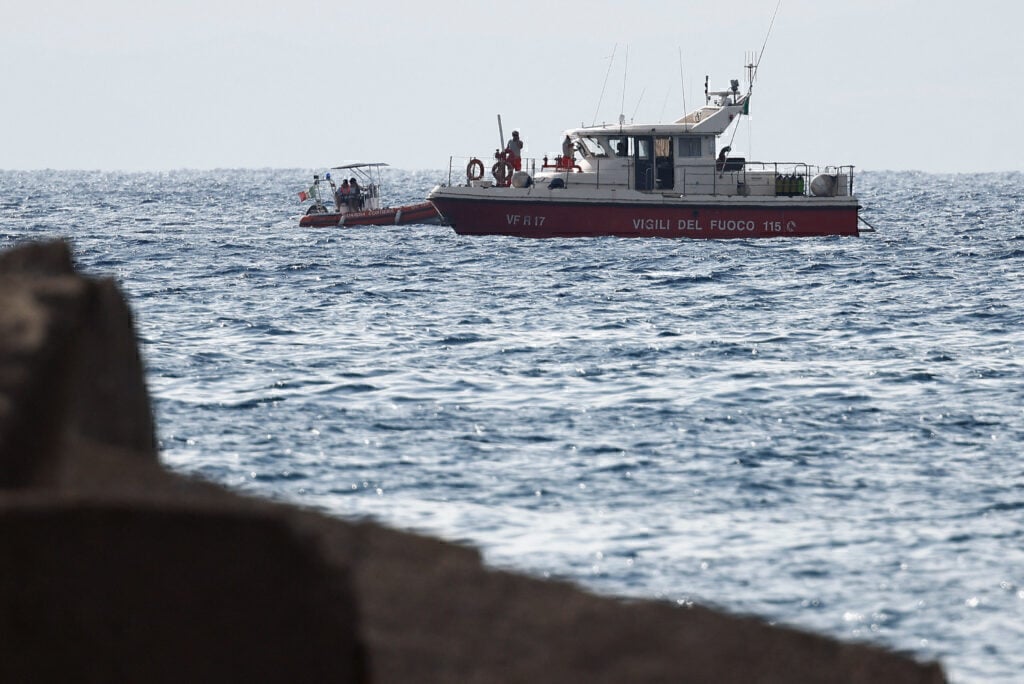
<box><xmin>443</xmin><ymin>153</ymin><xmax>856</xmax><ymax>197</ymax></box>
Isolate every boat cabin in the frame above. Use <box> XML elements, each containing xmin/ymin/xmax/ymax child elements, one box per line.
<box><xmin>568</xmin><ymin>129</ymin><xmax>720</xmax><ymax>192</ymax></box>
<box><xmin>526</xmin><ymin>84</ymin><xmax>761</xmax><ymax>195</ymax></box>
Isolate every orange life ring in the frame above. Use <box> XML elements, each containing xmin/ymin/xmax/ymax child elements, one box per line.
<box><xmin>466</xmin><ymin>158</ymin><xmax>485</xmax><ymax>181</ymax></box>
<box><xmin>492</xmin><ymin>160</ymin><xmax>512</xmax><ymax>185</ymax></box>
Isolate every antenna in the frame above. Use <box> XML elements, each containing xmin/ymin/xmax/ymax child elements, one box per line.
<box><xmin>631</xmin><ymin>87</ymin><xmax>646</xmax><ymax>122</ymax></box>
<box><xmin>750</xmin><ymin>0</ymin><xmax>782</xmax><ymax>90</ymax></box>
<box><xmin>738</xmin><ymin>2</ymin><xmax>782</xmax><ymax>168</ymax></box>
<box><xmin>620</xmin><ymin>45</ymin><xmax>629</xmax><ymax>123</ymax></box>
<box><xmin>678</xmin><ymin>48</ymin><xmax>688</xmax><ymax>116</ymax></box>
<box><xmin>592</xmin><ymin>44</ymin><xmax>617</xmax><ymax>125</ymax></box>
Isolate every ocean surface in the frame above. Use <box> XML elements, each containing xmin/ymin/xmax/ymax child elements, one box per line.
<box><xmin>2</xmin><ymin>168</ymin><xmax>1022</xmax><ymax>682</ymax></box>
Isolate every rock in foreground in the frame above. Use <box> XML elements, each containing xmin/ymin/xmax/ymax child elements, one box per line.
<box><xmin>0</xmin><ymin>240</ymin><xmax>946</xmax><ymax>683</ymax></box>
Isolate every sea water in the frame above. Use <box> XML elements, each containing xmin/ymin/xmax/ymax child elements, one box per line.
<box><xmin>2</xmin><ymin>168</ymin><xmax>1022</xmax><ymax>682</ymax></box>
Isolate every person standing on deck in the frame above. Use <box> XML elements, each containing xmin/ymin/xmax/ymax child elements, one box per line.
<box><xmin>506</xmin><ymin>130</ymin><xmax>524</xmax><ymax>171</ymax></box>
<box><xmin>561</xmin><ymin>134</ymin><xmax>575</xmax><ymax>168</ymax></box>
<box><xmin>335</xmin><ymin>179</ymin><xmax>350</xmax><ymax>211</ymax></box>
<box><xmin>349</xmin><ymin>177</ymin><xmax>362</xmax><ymax>210</ymax></box>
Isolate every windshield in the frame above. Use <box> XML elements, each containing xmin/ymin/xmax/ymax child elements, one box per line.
<box><xmin>578</xmin><ymin>137</ymin><xmax>606</xmax><ymax>158</ymax></box>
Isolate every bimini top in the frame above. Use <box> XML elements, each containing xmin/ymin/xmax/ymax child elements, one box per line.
<box><xmin>330</xmin><ymin>162</ymin><xmax>390</xmax><ymax>170</ymax></box>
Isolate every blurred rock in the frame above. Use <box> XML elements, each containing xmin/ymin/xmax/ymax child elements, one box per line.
<box><xmin>0</xmin><ymin>240</ymin><xmax>946</xmax><ymax>683</ymax></box>
<box><xmin>0</xmin><ymin>240</ymin><xmax>155</xmax><ymax>488</ymax></box>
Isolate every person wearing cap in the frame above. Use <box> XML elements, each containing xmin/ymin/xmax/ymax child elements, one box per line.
<box><xmin>505</xmin><ymin>130</ymin><xmax>524</xmax><ymax>171</ymax></box>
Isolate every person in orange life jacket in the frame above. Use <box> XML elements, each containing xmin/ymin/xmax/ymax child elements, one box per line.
<box><xmin>505</xmin><ymin>130</ymin><xmax>524</xmax><ymax>171</ymax></box>
<box><xmin>335</xmin><ymin>179</ymin><xmax>351</xmax><ymax>210</ymax></box>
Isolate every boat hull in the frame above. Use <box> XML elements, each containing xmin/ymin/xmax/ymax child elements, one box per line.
<box><xmin>299</xmin><ymin>201</ymin><xmax>443</xmax><ymax>228</ymax></box>
<box><xmin>429</xmin><ymin>189</ymin><xmax>860</xmax><ymax>239</ymax></box>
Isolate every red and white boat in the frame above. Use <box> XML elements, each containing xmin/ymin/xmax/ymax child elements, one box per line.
<box><xmin>298</xmin><ymin>162</ymin><xmax>444</xmax><ymax>228</ymax></box>
<box><xmin>428</xmin><ymin>72</ymin><xmax>864</xmax><ymax>239</ymax></box>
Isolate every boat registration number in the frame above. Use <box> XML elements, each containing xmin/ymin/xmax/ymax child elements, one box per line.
<box><xmin>506</xmin><ymin>214</ymin><xmax>546</xmax><ymax>227</ymax></box>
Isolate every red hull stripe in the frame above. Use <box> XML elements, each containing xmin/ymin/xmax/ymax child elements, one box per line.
<box><xmin>299</xmin><ymin>202</ymin><xmax>441</xmax><ymax>228</ymax></box>
<box><xmin>430</xmin><ymin>197</ymin><xmax>859</xmax><ymax>239</ymax></box>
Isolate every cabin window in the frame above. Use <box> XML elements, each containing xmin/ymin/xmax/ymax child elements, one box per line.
<box><xmin>607</xmin><ymin>136</ymin><xmax>628</xmax><ymax>157</ymax></box>
<box><xmin>677</xmin><ymin>137</ymin><xmax>701</xmax><ymax>157</ymax></box>
<box><xmin>635</xmin><ymin>137</ymin><xmax>652</xmax><ymax>160</ymax></box>
<box><xmin>655</xmin><ymin>137</ymin><xmax>672</xmax><ymax>158</ymax></box>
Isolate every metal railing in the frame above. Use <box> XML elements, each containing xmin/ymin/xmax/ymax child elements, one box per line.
<box><xmin>446</xmin><ymin>155</ymin><xmax>538</xmax><ymax>187</ymax></box>
<box><xmin>444</xmin><ymin>154</ymin><xmax>856</xmax><ymax>197</ymax></box>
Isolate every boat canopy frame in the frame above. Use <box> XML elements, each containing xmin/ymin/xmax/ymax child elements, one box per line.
<box><xmin>304</xmin><ymin>162</ymin><xmax>390</xmax><ymax>215</ymax></box>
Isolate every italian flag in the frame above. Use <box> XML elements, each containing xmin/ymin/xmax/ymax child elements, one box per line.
<box><xmin>298</xmin><ymin>190</ymin><xmax>309</xmax><ymax>201</ymax></box>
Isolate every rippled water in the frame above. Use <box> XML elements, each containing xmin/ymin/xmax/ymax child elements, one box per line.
<box><xmin>3</xmin><ymin>168</ymin><xmax>1022</xmax><ymax>682</ymax></box>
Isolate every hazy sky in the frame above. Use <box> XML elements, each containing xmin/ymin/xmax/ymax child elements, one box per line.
<box><xmin>3</xmin><ymin>0</ymin><xmax>1021</xmax><ymax>173</ymax></box>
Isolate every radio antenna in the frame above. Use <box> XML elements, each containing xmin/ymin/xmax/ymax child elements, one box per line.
<box><xmin>592</xmin><ymin>44</ymin><xmax>617</xmax><ymax>125</ymax></box>
<box><xmin>678</xmin><ymin>48</ymin><xmax>688</xmax><ymax>116</ymax></box>
<box><xmin>631</xmin><ymin>87</ymin><xmax>646</xmax><ymax>122</ymax></box>
<box><xmin>750</xmin><ymin>0</ymin><xmax>782</xmax><ymax>89</ymax></box>
<box><xmin>620</xmin><ymin>45</ymin><xmax>629</xmax><ymax>123</ymax></box>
